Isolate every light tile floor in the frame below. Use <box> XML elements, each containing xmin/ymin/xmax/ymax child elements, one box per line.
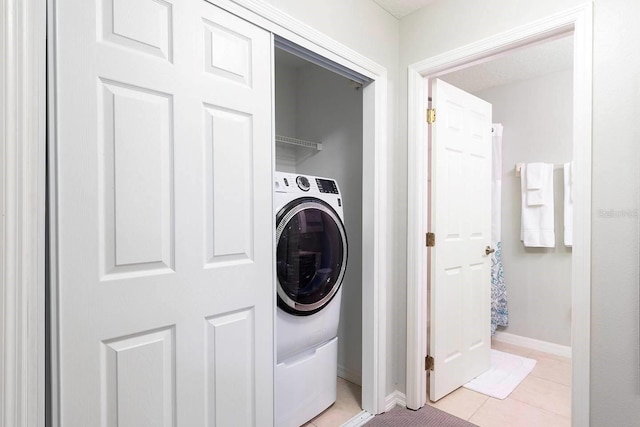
<box><xmin>303</xmin><ymin>377</ymin><xmax>362</xmax><ymax>427</ymax></box>
<box><xmin>427</xmin><ymin>340</ymin><xmax>572</xmax><ymax>427</ymax></box>
<box><xmin>299</xmin><ymin>341</ymin><xmax>570</xmax><ymax>427</ymax></box>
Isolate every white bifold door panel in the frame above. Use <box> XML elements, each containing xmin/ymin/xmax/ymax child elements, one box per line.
<box><xmin>429</xmin><ymin>79</ymin><xmax>492</xmax><ymax>402</ymax></box>
<box><xmin>55</xmin><ymin>1</ymin><xmax>273</xmax><ymax>425</ymax></box>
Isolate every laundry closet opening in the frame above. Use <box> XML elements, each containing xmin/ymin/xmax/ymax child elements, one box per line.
<box><xmin>273</xmin><ymin>44</ymin><xmax>366</xmax><ymax>426</ymax></box>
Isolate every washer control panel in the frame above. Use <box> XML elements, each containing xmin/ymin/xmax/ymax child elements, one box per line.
<box><xmin>274</xmin><ymin>172</ymin><xmax>340</xmax><ymax>196</ymax></box>
<box><xmin>316</xmin><ymin>178</ymin><xmax>339</xmax><ymax>194</ymax></box>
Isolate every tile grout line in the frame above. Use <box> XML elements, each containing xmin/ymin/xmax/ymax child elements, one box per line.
<box><xmin>528</xmin><ymin>371</ymin><xmax>572</xmax><ymax>387</ymax></box>
<box><xmin>466</xmin><ymin>395</ymin><xmax>492</xmax><ymax>421</ymax></box>
<box><xmin>508</xmin><ymin>379</ymin><xmax>571</xmax><ymax>419</ymax></box>
<box><xmin>528</xmin><ymin>357</ymin><xmax>572</xmax><ymax>387</ymax></box>
<box><xmin>505</xmin><ymin>396</ymin><xmax>572</xmax><ymax>420</ymax></box>
<box><xmin>512</xmin><ymin>357</ymin><xmax>572</xmax><ymax>419</ymax></box>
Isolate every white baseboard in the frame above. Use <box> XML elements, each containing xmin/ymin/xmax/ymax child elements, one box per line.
<box><xmin>337</xmin><ymin>364</ymin><xmax>362</xmax><ymax>386</ymax></box>
<box><xmin>493</xmin><ymin>331</ymin><xmax>572</xmax><ymax>359</ymax></box>
<box><xmin>338</xmin><ymin>392</ymin><xmax>407</xmax><ymax>427</ymax></box>
<box><xmin>384</xmin><ymin>390</ymin><xmax>406</xmax><ymax>412</ymax></box>
<box><xmin>340</xmin><ymin>390</ymin><xmax>406</xmax><ymax>425</ymax></box>
<box><xmin>340</xmin><ymin>411</ymin><xmax>374</xmax><ymax>427</ymax></box>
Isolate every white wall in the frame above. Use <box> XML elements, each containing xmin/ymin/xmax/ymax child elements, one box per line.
<box><xmin>472</xmin><ymin>69</ymin><xmax>573</xmax><ymax>346</ymax></box>
<box><xmin>266</xmin><ymin>0</ymin><xmax>399</xmax><ymax>70</ymax></box>
<box><xmin>274</xmin><ymin>56</ymin><xmax>300</xmax><ymax>173</ymax></box>
<box><xmin>274</xmin><ymin>61</ymin><xmax>297</xmax><ymax>138</ymax></box>
<box><xmin>591</xmin><ymin>0</ymin><xmax>640</xmax><ymax>424</ymax></box>
<box><xmin>266</xmin><ymin>0</ymin><xmax>404</xmax><ymax>395</ymax></box>
<box><xmin>401</xmin><ymin>0</ymin><xmax>640</xmax><ymax>423</ymax></box>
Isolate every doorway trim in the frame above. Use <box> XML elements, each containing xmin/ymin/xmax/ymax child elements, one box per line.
<box><xmin>1</xmin><ymin>0</ymin><xmax>47</xmax><ymax>426</ymax></box>
<box><xmin>405</xmin><ymin>4</ymin><xmax>592</xmax><ymax>426</ymax></box>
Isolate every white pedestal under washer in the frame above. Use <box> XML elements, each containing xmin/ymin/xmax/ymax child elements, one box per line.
<box><xmin>274</xmin><ymin>172</ymin><xmax>348</xmax><ymax>427</ymax></box>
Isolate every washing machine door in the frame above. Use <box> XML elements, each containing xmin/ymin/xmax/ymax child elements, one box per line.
<box><xmin>276</xmin><ymin>197</ymin><xmax>348</xmax><ymax>316</ymax></box>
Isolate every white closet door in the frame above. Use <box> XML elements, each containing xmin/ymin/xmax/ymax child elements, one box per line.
<box><xmin>429</xmin><ymin>78</ymin><xmax>492</xmax><ymax>402</ymax></box>
<box><xmin>55</xmin><ymin>1</ymin><xmax>273</xmax><ymax>425</ymax></box>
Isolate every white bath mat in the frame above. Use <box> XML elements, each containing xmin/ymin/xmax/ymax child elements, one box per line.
<box><xmin>462</xmin><ymin>349</ymin><xmax>536</xmax><ymax>399</ymax></box>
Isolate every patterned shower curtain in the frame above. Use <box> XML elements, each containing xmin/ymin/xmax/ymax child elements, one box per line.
<box><xmin>491</xmin><ymin>124</ymin><xmax>508</xmax><ymax>335</ymax></box>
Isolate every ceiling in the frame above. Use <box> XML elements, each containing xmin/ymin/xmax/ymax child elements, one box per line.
<box><xmin>372</xmin><ymin>0</ymin><xmax>437</xmax><ymax>18</ymax></box>
<box><xmin>440</xmin><ymin>36</ymin><xmax>573</xmax><ymax>94</ymax></box>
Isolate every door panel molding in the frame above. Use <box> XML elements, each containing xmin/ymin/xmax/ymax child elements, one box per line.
<box><xmin>406</xmin><ymin>5</ymin><xmax>592</xmax><ymax>426</ymax></box>
<box><xmin>53</xmin><ymin>1</ymin><xmax>274</xmax><ymax>425</ymax></box>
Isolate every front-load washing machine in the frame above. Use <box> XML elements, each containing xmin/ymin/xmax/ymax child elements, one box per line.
<box><xmin>274</xmin><ymin>172</ymin><xmax>348</xmax><ymax>427</ymax></box>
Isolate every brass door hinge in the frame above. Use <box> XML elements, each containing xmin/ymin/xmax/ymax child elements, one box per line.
<box><xmin>425</xmin><ymin>355</ymin><xmax>434</xmax><ymax>371</ymax></box>
<box><xmin>426</xmin><ymin>108</ymin><xmax>436</xmax><ymax>124</ymax></box>
<box><xmin>426</xmin><ymin>232</ymin><xmax>435</xmax><ymax>247</ymax></box>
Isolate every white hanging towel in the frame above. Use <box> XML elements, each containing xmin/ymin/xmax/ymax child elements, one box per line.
<box><xmin>525</xmin><ymin>162</ymin><xmax>547</xmax><ymax>206</ymax></box>
<box><xmin>520</xmin><ymin>163</ymin><xmax>555</xmax><ymax>247</ymax></box>
<box><xmin>564</xmin><ymin>162</ymin><xmax>573</xmax><ymax>247</ymax></box>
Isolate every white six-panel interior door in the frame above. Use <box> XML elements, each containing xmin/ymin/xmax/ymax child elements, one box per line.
<box><xmin>429</xmin><ymin>78</ymin><xmax>492</xmax><ymax>402</ymax></box>
<box><xmin>55</xmin><ymin>0</ymin><xmax>274</xmax><ymax>425</ymax></box>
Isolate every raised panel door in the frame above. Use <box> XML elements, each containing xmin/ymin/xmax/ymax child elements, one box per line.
<box><xmin>429</xmin><ymin>78</ymin><xmax>492</xmax><ymax>402</ymax></box>
<box><xmin>56</xmin><ymin>1</ymin><xmax>273</xmax><ymax>425</ymax></box>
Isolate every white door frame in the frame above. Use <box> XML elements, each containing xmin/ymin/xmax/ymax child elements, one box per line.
<box><xmin>405</xmin><ymin>4</ymin><xmax>592</xmax><ymax>426</ymax></box>
<box><xmin>1</xmin><ymin>0</ymin><xmax>389</xmax><ymax>423</ymax></box>
<box><xmin>0</xmin><ymin>0</ymin><xmax>47</xmax><ymax>426</ymax></box>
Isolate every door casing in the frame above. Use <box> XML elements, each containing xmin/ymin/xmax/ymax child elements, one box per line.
<box><xmin>405</xmin><ymin>5</ymin><xmax>593</xmax><ymax>427</ymax></box>
<box><xmin>0</xmin><ymin>0</ymin><xmax>47</xmax><ymax>426</ymax></box>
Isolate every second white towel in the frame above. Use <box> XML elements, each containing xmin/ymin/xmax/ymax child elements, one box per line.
<box><xmin>520</xmin><ymin>163</ymin><xmax>555</xmax><ymax>247</ymax></box>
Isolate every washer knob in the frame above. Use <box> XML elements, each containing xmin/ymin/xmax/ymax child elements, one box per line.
<box><xmin>296</xmin><ymin>176</ymin><xmax>310</xmax><ymax>191</ymax></box>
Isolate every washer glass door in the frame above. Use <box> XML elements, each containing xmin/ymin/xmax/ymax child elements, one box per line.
<box><xmin>276</xmin><ymin>199</ymin><xmax>347</xmax><ymax>315</ymax></box>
